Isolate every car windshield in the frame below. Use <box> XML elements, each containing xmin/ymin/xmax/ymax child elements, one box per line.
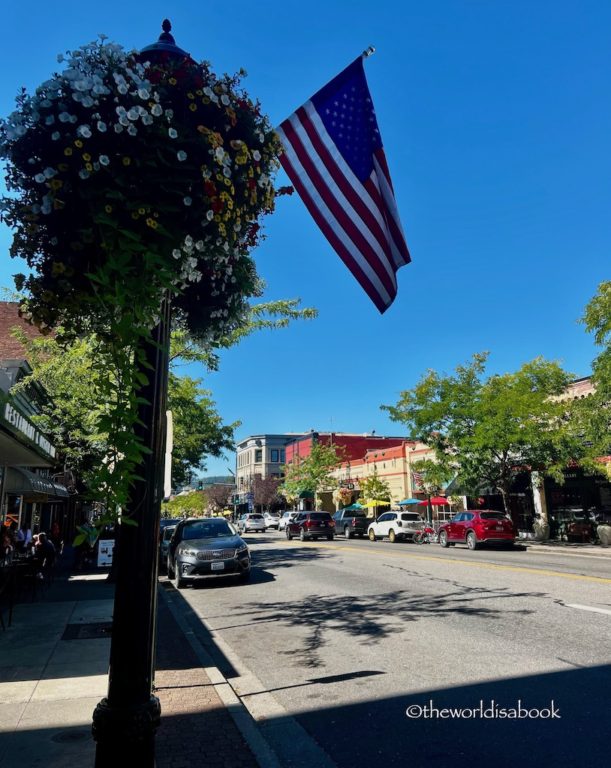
<box><xmin>309</xmin><ymin>513</ymin><xmax>331</xmax><ymax>520</ymax></box>
<box><xmin>480</xmin><ymin>512</ymin><xmax>506</xmax><ymax>520</ymax></box>
<box><xmin>182</xmin><ymin>520</ymin><xmax>234</xmax><ymax>539</ymax></box>
<box><xmin>163</xmin><ymin>527</ymin><xmax>176</xmax><ymax>541</ymax></box>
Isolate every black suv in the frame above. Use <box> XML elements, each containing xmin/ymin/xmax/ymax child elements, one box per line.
<box><xmin>286</xmin><ymin>512</ymin><xmax>335</xmax><ymax>541</ymax></box>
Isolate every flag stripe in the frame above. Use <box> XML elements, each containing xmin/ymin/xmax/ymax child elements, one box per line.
<box><xmin>372</xmin><ymin>154</ymin><xmax>411</xmax><ymax>265</ymax></box>
<box><xmin>282</xmin><ymin>111</ymin><xmax>397</xmax><ymax>296</ymax></box>
<box><xmin>300</xmin><ymin>103</ymin><xmax>399</xmax><ymax>265</ymax></box>
<box><xmin>277</xmin><ymin>127</ymin><xmax>393</xmax><ymax>310</ymax></box>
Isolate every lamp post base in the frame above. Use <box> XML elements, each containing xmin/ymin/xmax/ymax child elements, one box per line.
<box><xmin>93</xmin><ymin>695</ymin><xmax>161</xmax><ymax>766</ymax></box>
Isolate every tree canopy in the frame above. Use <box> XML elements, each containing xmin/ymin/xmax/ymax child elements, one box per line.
<box><xmin>280</xmin><ymin>443</ymin><xmax>344</xmax><ymax>508</ymax></box>
<box><xmin>382</xmin><ymin>353</ymin><xmax>583</xmax><ymax>513</ymax></box>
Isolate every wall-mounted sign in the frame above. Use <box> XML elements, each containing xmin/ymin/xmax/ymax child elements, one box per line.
<box><xmin>1</xmin><ymin>400</ymin><xmax>56</xmax><ymax>459</ymax></box>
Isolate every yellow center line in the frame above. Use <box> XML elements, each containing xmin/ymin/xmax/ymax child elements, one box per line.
<box><xmin>311</xmin><ymin>542</ymin><xmax>611</xmax><ymax>585</ymax></box>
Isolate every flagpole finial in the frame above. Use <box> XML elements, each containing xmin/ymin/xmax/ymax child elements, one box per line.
<box><xmin>362</xmin><ymin>46</ymin><xmax>376</xmax><ymax>58</ymax></box>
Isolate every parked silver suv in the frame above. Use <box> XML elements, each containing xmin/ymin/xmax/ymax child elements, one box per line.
<box><xmin>237</xmin><ymin>513</ymin><xmax>266</xmax><ymax>534</ymax></box>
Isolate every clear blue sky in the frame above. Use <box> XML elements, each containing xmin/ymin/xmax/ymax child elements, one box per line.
<box><xmin>1</xmin><ymin>1</ymin><xmax>609</xmax><ymax>477</ymax></box>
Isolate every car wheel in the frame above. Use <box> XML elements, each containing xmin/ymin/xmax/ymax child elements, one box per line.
<box><xmin>439</xmin><ymin>531</ymin><xmax>449</xmax><ymax>548</ymax></box>
<box><xmin>299</xmin><ymin>528</ymin><xmax>306</xmax><ymax>542</ymax></box>
<box><xmin>389</xmin><ymin>529</ymin><xmax>397</xmax><ymax>543</ymax></box>
<box><xmin>368</xmin><ymin>528</ymin><xmax>376</xmax><ymax>542</ymax></box>
<box><xmin>286</xmin><ymin>529</ymin><xmax>293</xmax><ymax>540</ymax></box>
<box><xmin>344</xmin><ymin>526</ymin><xmax>352</xmax><ymax>539</ymax></box>
<box><xmin>466</xmin><ymin>531</ymin><xmax>478</xmax><ymax>550</ymax></box>
<box><xmin>167</xmin><ymin>556</ymin><xmax>174</xmax><ymax>578</ymax></box>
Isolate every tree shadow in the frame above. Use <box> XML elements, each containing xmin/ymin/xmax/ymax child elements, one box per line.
<box><xmin>223</xmin><ymin>581</ymin><xmax>547</xmax><ymax>669</ymax></box>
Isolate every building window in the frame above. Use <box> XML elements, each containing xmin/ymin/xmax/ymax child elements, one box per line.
<box><xmin>271</xmin><ymin>449</ymin><xmax>279</xmax><ymax>462</ymax></box>
<box><xmin>255</xmin><ymin>449</ymin><xmax>262</xmax><ymax>463</ymax></box>
<box><xmin>280</xmin><ymin>449</ymin><xmax>285</xmax><ymax>463</ymax></box>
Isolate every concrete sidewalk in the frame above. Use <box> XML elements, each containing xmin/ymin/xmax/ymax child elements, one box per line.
<box><xmin>0</xmin><ymin>565</ymin><xmax>261</xmax><ymax>768</ymax></box>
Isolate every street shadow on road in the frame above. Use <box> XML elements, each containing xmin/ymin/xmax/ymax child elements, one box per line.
<box><xmin>267</xmin><ymin>663</ymin><xmax>611</xmax><ymax>768</ymax></box>
<box><xmin>248</xmin><ymin>542</ymin><xmax>334</xmax><ymax>571</ymax></box>
<box><xmin>229</xmin><ymin>580</ymin><xmax>547</xmax><ymax>669</ymax></box>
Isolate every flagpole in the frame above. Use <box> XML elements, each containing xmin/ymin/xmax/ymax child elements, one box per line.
<box><xmin>362</xmin><ymin>46</ymin><xmax>376</xmax><ymax>58</ymax></box>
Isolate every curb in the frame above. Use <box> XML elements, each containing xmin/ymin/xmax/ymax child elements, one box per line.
<box><xmin>158</xmin><ymin>584</ymin><xmax>281</xmax><ymax>768</ymax></box>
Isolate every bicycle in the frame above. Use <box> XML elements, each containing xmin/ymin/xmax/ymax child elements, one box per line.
<box><xmin>413</xmin><ymin>526</ymin><xmax>438</xmax><ymax>545</ymax></box>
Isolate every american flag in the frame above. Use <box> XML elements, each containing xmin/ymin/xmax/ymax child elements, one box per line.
<box><xmin>277</xmin><ymin>56</ymin><xmax>411</xmax><ymax>313</ymax></box>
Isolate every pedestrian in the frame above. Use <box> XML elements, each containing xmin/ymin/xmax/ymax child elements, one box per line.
<box><xmin>33</xmin><ymin>532</ymin><xmax>56</xmax><ymax>579</ymax></box>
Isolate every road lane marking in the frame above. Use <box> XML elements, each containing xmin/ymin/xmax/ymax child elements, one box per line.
<box><xmin>306</xmin><ymin>543</ymin><xmax>611</xmax><ymax>585</ymax></box>
<box><xmin>565</xmin><ymin>603</ymin><xmax>611</xmax><ymax>616</ymax></box>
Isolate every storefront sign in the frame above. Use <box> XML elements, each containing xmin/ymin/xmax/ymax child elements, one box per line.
<box><xmin>97</xmin><ymin>539</ymin><xmax>115</xmax><ymax>567</ymax></box>
<box><xmin>2</xmin><ymin>401</ymin><xmax>56</xmax><ymax>459</ymax></box>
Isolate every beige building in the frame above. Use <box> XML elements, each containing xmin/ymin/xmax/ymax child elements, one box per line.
<box><xmin>235</xmin><ymin>433</ymin><xmax>303</xmax><ymax>506</ymax></box>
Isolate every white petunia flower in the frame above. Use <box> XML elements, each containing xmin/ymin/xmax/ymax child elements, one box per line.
<box><xmin>51</xmin><ymin>132</ymin><xmax>60</xmax><ymax>140</ymax></box>
<box><xmin>99</xmin><ymin>155</ymin><xmax>110</xmax><ymax>166</ymax></box>
<box><xmin>77</xmin><ymin>125</ymin><xmax>92</xmax><ymax>138</ymax></box>
<box><xmin>43</xmin><ymin>167</ymin><xmax>56</xmax><ymax>179</ymax></box>
<box><xmin>97</xmin><ymin>120</ymin><xmax>107</xmax><ymax>132</ymax></box>
<box><xmin>79</xmin><ymin>169</ymin><xmax>90</xmax><ymax>179</ymax></box>
<box><xmin>252</xmin><ymin>150</ymin><xmax>261</xmax><ymax>161</ymax></box>
<box><xmin>127</xmin><ymin>124</ymin><xmax>137</xmax><ymax>136</ymax></box>
<box><xmin>221</xmin><ymin>95</ymin><xmax>230</xmax><ymax>105</ymax></box>
<box><xmin>137</xmin><ymin>88</ymin><xmax>150</xmax><ymax>99</ymax></box>
<box><xmin>183</xmin><ymin>197</ymin><xmax>192</xmax><ymax>206</ymax></box>
<box><xmin>45</xmin><ymin>115</ymin><xmax>55</xmax><ymax>125</ymax></box>
<box><xmin>151</xmin><ymin>103</ymin><xmax>163</xmax><ymax>116</ymax></box>
<box><xmin>114</xmin><ymin>123</ymin><xmax>124</xmax><ymax>133</ymax></box>
<box><xmin>118</xmin><ymin>84</ymin><xmax>128</xmax><ymax>95</ymax></box>
<box><xmin>168</xmin><ymin>128</ymin><xmax>178</xmax><ymax>139</ymax></box>
<box><xmin>206</xmin><ymin>210</ymin><xmax>214</xmax><ymax>221</ymax></box>
<box><xmin>172</xmin><ymin>249</ymin><xmax>182</xmax><ymax>259</ymax></box>
<box><xmin>58</xmin><ymin>112</ymin><xmax>71</xmax><ymax>123</ymax></box>
<box><xmin>34</xmin><ymin>174</ymin><xmax>46</xmax><ymax>183</ymax></box>
<box><xmin>177</xmin><ymin>150</ymin><xmax>187</xmax><ymax>162</ymax></box>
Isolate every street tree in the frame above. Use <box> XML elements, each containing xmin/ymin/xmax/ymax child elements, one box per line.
<box><xmin>358</xmin><ymin>471</ymin><xmax>391</xmax><ymax>502</ymax></box>
<box><xmin>252</xmin><ymin>475</ymin><xmax>282</xmax><ymax>512</ymax></box>
<box><xmin>409</xmin><ymin>458</ymin><xmax>454</xmax><ymax>523</ymax></box>
<box><xmin>280</xmin><ymin>443</ymin><xmax>344</xmax><ymax>510</ymax></box>
<box><xmin>204</xmin><ymin>483</ymin><xmax>232</xmax><ymax>514</ymax></box>
<box><xmin>162</xmin><ymin>491</ymin><xmax>207</xmax><ymax>518</ymax></box>
<box><xmin>577</xmin><ymin>281</ymin><xmax>611</xmax><ymax>464</ymax></box>
<box><xmin>382</xmin><ymin>353</ymin><xmax>583</xmax><ymax>514</ymax></box>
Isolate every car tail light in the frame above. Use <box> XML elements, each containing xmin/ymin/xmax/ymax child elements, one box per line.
<box><xmin>329</xmin><ymin>520</ymin><xmax>335</xmax><ymax>527</ymax></box>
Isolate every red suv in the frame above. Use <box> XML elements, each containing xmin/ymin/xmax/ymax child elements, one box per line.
<box><xmin>438</xmin><ymin>510</ymin><xmax>515</xmax><ymax>550</ymax></box>
<box><xmin>286</xmin><ymin>512</ymin><xmax>335</xmax><ymax>541</ymax></box>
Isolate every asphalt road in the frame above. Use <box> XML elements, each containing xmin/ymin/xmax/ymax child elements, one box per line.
<box><xmin>170</xmin><ymin>532</ymin><xmax>611</xmax><ymax>768</ymax></box>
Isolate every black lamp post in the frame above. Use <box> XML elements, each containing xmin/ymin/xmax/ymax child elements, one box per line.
<box><xmin>92</xmin><ymin>21</ymin><xmax>188</xmax><ymax>767</ymax></box>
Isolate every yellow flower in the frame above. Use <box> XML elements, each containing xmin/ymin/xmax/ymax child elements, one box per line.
<box><xmin>64</xmin><ymin>147</ymin><xmax>73</xmax><ymax>156</ymax></box>
<box><xmin>138</xmin><ymin>207</ymin><xmax>146</xmax><ymax>215</ymax></box>
<box><xmin>57</xmin><ymin>163</ymin><xmax>69</xmax><ymax>172</ymax></box>
<box><xmin>131</xmin><ymin>212</ymin><xmax>139</xmax><ymax>219</ymax></box>
<box><xmin>122</xmin><ymin>157</ymin><xmax>131</xmax><ymax>166</ymax></box>
<box><xmin>213</xmin><ymin>214</ymin><xmax>221</xmax><ymax>223</ymax></box>
<box><xmin>85</xmin><ymin>163</ymin><xmax>93</xmax><ymax>171</ymax></box>
<box><xmin>189</xmin><ymin>103</ymin><xmax>197</xmax><ymax>112</ymax></box>
<box><xmin>224</xmin><ymin>178</ymin><xmax>231</xmax><ymax>186</ymax></box>
<box><xmin>187</xmin><ymin>92</ymin><xmax>195</xmax><ymax>99</ymax></box>
<box><xmin>196</xmin><ymin>89</ymin><xmax>203</xmax><ymax>96</ymax></box>
<box><xmin>169</xmin><ymin>77</ymin><xmax>177</xmax><ymax>85</ymax></box>
<box><xmin>146</xmin><ymin>217</ymin><xmax>158</xmax><ymax>229</ymax></box>
<box><xmin>82</xmin><ymin>153</ymin><xmax>91</xmax><ymax>162</ymax></box>
<box><xmin>49</xmin><ymin>179</ymin><xmax>63</xmax><ymax>190</ymax></box>
<box><xmin>105</xmin><ymin>205</ymin><xmax>113</xmax><ymax>213</ymax></box>
<box><xmin>216</xmin><ymin>173</ymin><xmax>223</xmax><ymax>182</ymax></box>
<box><xmin>202</xmin><ymin>97</ymin><xmax>210</xmax><ymax>105</ymax></box>
<box><xmin>75</xmin><ymin>140</ymin><xmax>83</xmax><ymax>148</ymax></box>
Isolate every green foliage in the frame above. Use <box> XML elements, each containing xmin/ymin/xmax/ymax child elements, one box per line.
<box><xmin>382</xmin><ymin>354</ymin><xmax>582</xmax><ymax>511</ymax></box>
<box><xmin>359</xmin><ymin>471</ymin><xmax>391</xmax><ymax>503</ymax></box>
<box><xmin>168</xmin><ymin>373</ymin><xmax>237</xmax><ymax>487</ymax></box>
<box><xmin>280</xmin><ymin>443</ymin><xmax>344</xmax><ymax>504</ymax></box>
<box><xmin>576</xmin><ymin>281</ymin><xmax>611</xmax><ymax>461</ymax></box>
<box><xmin>161</xmin><ymin>491</ymin><xmax>208</xmax><ymax>518</ymax></box>
<box><xmin>410</xmin><ymin>458</ymin><xmax>453</xmax><ymax>496</ymax></box>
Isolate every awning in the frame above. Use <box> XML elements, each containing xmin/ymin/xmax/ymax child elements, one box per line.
<box><xmin>4</xmin><ymin>467</ymin><xmax>69</xmax><ymax>499</ymax></box>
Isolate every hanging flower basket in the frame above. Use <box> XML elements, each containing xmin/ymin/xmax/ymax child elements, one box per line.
<box><xmin>0</xmin><ymin>37</ymin><xmax>280</xmax><ymax>342</ymax></box>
